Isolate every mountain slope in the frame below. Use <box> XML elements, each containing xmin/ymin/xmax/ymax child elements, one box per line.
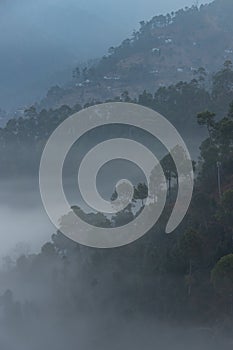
<box><xmin>39</xmin><ymin>0</ymin><xmax>233</xmax><ymax>109</ymax></box>
<box><xmin>0</xmin><ymin>0</ymin><xmax>127</xmax><ymax>111</ymax></box>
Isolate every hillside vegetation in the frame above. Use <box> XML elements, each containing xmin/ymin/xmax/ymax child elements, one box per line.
<box><xmin>39</xmin><ymin>0</ymin><xmax>233</xmax><ymax>109</ymax></box>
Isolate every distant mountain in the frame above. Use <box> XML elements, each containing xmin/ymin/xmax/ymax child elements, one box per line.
<box><xmin>38</xmin><ymin>0</ymin><xmax>233</xmax><ymax>109</ymax></box>
<box><xmin>0</xmin><ymin>0</ymin><xmax>212</xmax><ymax>113</ymax></box>
<box><xmin>0</xmin><ymin>0</ymin><xmax>128</xmax><ymax>111</ymax></box>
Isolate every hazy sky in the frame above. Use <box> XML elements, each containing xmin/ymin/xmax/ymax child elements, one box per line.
<box><xmin>0</xmin><ymin>0</ymin><xmax>213</xmax><ymax>255</ymax></box>
<box><xmin>0</xmin><ymin>0</ymin><xmax>212</xmax><ymax>110</ymax></box>
<box><xmin>76</xmin><ymin>0</ymin><xmax>212</xmax><ymax>26</ymax></box>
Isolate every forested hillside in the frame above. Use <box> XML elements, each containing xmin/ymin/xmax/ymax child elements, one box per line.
<box><xmin>38</xmin><ymin>0</ymin><xmax>233</xmax><ymax>109</ymax></box>
<box><xmin>0</xmin><ymin>1</ymin><xmax>232</xmax><ymax>348</ymax></box>
<box><xmin>0</xmin><ymin>93</ymin><xmax>232</xmax><ymax>349</ymax></box>
<box><xmin>1</xmin><ymin>61</ymin><xmax>233</xmax><ymax>177</ymax></box>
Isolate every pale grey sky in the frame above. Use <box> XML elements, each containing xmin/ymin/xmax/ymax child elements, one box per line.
<box><xmin>0</xmin><ymin>0</ymin><xmax>213</xmax><ymax>255</ymax></box>
<box><xmin>0</xmin><ymin>0</ymin><xmax>212</xmax><ymax>109</ymax></box>
<box><xmin>77</xmin><ymin>0</ymin><xmax>212</xmax><ymax>27</ymax></box>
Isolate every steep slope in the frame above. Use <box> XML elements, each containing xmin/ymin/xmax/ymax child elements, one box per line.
<box><xmin>39</xmin><ymin>0</ymin><xmax>233</xmax><ymax>109</ymax></box>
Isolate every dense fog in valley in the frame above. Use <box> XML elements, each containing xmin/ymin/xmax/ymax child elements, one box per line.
<box><xmin>0</xmin><ymin>0</ymin><xmax>233</xmax><ymax>349</ymax></box>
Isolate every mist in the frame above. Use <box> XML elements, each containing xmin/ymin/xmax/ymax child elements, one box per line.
<box><xmin>0</xmin><ymin>1</ymin><xmax>233</xmax><ymax>349</ymax></box>
<box><xmin>0</xmin><ymin>178</ymin><xmax>53</xmax><ymax>259</ymax></box>
<box><xmin>0</xmin><ymin>0</ymin><xmax>212</xmax><ymax>110</ymax></box>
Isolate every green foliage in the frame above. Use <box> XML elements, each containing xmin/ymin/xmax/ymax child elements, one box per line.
<box><xmin>218</xmin><ymin>190</ymin><xmax>233</xmax><ymax>226</ymax></box>
<box><xmin>41</xmin><ymin>242</ymin><xmax>56</xmax><ymax>257</ymax></box>
<box><xmin>179</xmin><ymin>229</ymin><xmax>202</xmax><ymax>262</ymax></box>
<box><xmin>0</xmin><ymin>44</ymin><xmax>233</xmax><ymax>333</ymax></box>
<box><xmin>134</xmin><ymin>183</ymin><xmax>148</xmax><ymax>205</ymax></box>
<box><xmin>212</xmin><ymin>60</ymin><xmax>233</xmax><ymax>111</ymax></box>
<box><xmin>211</xmin><ymin>254</ymin><xmax>233</xmax><ymax>294</ymax></box>
<box><xmin>197</xmin><ymin>110</ymin><xmax>215</xmax><ymax>130</ymax></box>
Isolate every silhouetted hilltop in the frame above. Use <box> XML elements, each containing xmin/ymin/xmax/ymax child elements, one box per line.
<box><xmin>39</xmin><ymin>0</ymin><xmax>233</xmax><ymax>109</ymax></box>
